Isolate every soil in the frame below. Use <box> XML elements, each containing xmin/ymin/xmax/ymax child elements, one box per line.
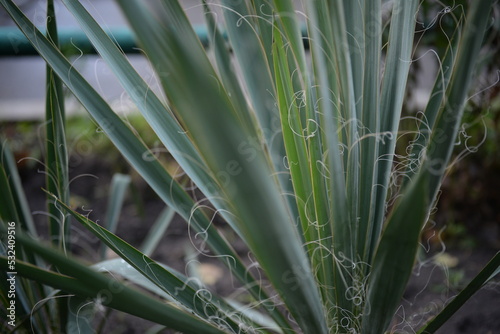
<box><xmin>16</xmin><ymin>155</ymin><xmax>500</xmax><ymax>334</ymax></box>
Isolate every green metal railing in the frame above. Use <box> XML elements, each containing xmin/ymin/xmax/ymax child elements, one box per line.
<box><xmin>0</xmin><ymin>26</ymin><xmax>210</xmax><ymax>56</ymax></box>
<box><xmin>0</xmin><ymin>25</ymin><xmax>309</xmax><ymax>56</ymax></box>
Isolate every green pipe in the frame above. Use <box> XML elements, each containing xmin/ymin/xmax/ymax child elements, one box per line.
<box><xmin>0</xmin><ymin>25</ymin><xmax>210</xmax><ymax>56</ymax></box>
<box><xmin>0</xmin><ymin>25</ymin><xmax>308</xmax><ymax>57</ymax></box>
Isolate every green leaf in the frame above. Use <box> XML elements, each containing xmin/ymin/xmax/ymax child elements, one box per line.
<box><xmin>0</xmin><ymin>248</ymin><xmax>226</xmax><ymax>334</ymax></box>
<box><xmin>45</xmin><ymin>0</ymin><xmax>70</xmax><ymax>250</ymax></box>
<box><xmin>100</xmin><ymin>173</ymin><xmax>130</xmax><ymax>260</ymax></box>
<box><xmin>0</xmin><ymin>143</ymin><xmax>35</xmax><ymax>234</ymax></box>
<box><xmin>52</xmin><ymin>195</ymin><xmax>242</xmax><ymax>332</ymax></box>
<box><xmin>272</xmin><ymin>25</ymin><xmax>311</xmax><ymax>244</ymax></box>
<box><xmin>372</xmin><ymin>0</ymin><xmax>419</xmax><ymax>264</ymax></box>
<box><xmin>303</xmin><ymin>2</ymin><xmax>353</xmax><ymax>321</ymax></box>
<box><xmin>225</xmin><ymin>299</ymin><xmax>284</xmax><ymax>334</ymax></box>
<box><xmin>0</xmin><ymin>155</ymin><xmax>20</xmax><ymax>224</ymax></box>
<box><xmin>218</xmin><ymin>0</ymin><xmax>278</xmax><ymax>144</ymax></box>
<box><xmin>358</xmin><ymin>0</ymin><xmax>382</xmax><ymax>266</ymax></box>
<box><xmin>92</xmin><ymin>258</ymin><xmax>175</xmax><ymax>302</ymax></box>
<box><xmin>342</xmin><ymin>0</ymin><xmax>364</xmax><ymax>120</ymax></box>
<box><xmin>423</xmin><ymin>0</ymin><xmax>495</xmax><ymax>206</ymax></box>
<box><xmin>417</xmin><ymin>252</ymin><xmax>500</xmax><ymax>334</ymax></box>
<box><xmin>362</xmin><ymin>172</ymin><xmax>429</xmax><ymax>334</ymax></box>
<box><xmin>403</xmin><ymin>16</ymin><xmax>462</xmax><ymax>185</ymax></box>
<box><xmin>140</xmin><ymin>206</ymin><xmax>175</xmax><ymax>256</ymax></box>
<box><xmin>203</xmin><ymin>2</ymin><xmax>259</xmax><ymax>137</ymax></box>
<box><xmin>67</xmin><ymin>296</ymin><xmax>95</xmax><ymax>334</ymax></box>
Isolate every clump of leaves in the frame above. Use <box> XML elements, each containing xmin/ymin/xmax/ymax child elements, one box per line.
<box><xmin>1</xmin><ymin>0</ymin><xmax>499</xmax><ymax>333</ymax></box>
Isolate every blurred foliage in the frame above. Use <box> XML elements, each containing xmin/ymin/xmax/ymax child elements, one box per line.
<box><xmin>1</xmin><ymin>111</ymin><xmax>168</xmax><ymax>172</ymax></box>
<box><xmin>401</xmin><ymin>1</ymin><xmax>500</xmax><ymax>249</ymax></box>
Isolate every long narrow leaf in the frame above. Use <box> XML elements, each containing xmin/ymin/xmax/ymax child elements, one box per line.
<box><xmin>372</xmin><ymin>0</ymin><xmax>419</xmax><ymax>262</ymax></box>
<box><xmin>358</xmin><ymin>0</ymin><xmax>382</xmax><ymax>265</ymax></box>
<box><xmin>52</xmin><ymin>195</ymin><xmax>242</xmax><ymax>332</ymax></box>
<box><xmin>203</xmin><ymin>2</ymin><xmax>260</xmax><ymax>136</ymax></box>
<box><xmin>422</xmin><ymin>0</ymin><xmax>495</xmax><ymax>206</ymax></box>
<box><xmin>362</xmin><ymin>173</ymin><xmax>429</xmax><ymax>334</ymax></box>
<box><xmin>416</xmin><ymin>252</ymin><xmax>500</xmax><ymax>334</ymax></box>
<box><xmin>0</xmin><ymin>249</ymin><xmax>226</xmax><ymax>334</ymax></box>
<box><xmin>403</xmin><ymin>15</ymin><xmax>463</xmax><ymax>184</ymax></box>
<box><xmin>45</xmin><ymin>0</ymin><xmax>69</xmax><ymax>251</ymax></box>
<box><xmin>218</xmin><ymin>0</ymin><xmax>277</xmax><ymax>144</ymax></box>
<box><xmin>100</xmin><ymin>173</ymin><xmax>130</xmax><ymax>260</ymax></box>
<box><xmin>304</xmin><ymin>1</ymin><xmax>350</xmax><ymax>320</ymax></box>
<box><xmin>140</xmin><ymin>206</ymin><xmax>175</xmax><ymax>256</ymax></box>
<box><xmin>0</xmin><ymin>144</ymin><xmax>35</xmax><ymax>233</ymax></box>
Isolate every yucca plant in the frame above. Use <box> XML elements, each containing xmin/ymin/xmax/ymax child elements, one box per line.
<box><xmin>1</xmin><ymin>0</ymin><xmax>499</xmax><ymax>333</ymax></box>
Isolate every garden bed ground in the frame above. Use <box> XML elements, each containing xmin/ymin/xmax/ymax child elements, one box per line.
<box><xmin>18</xmin><ymin>155</ymin><xmax>500</xmax><ymax>334</ymax></box>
